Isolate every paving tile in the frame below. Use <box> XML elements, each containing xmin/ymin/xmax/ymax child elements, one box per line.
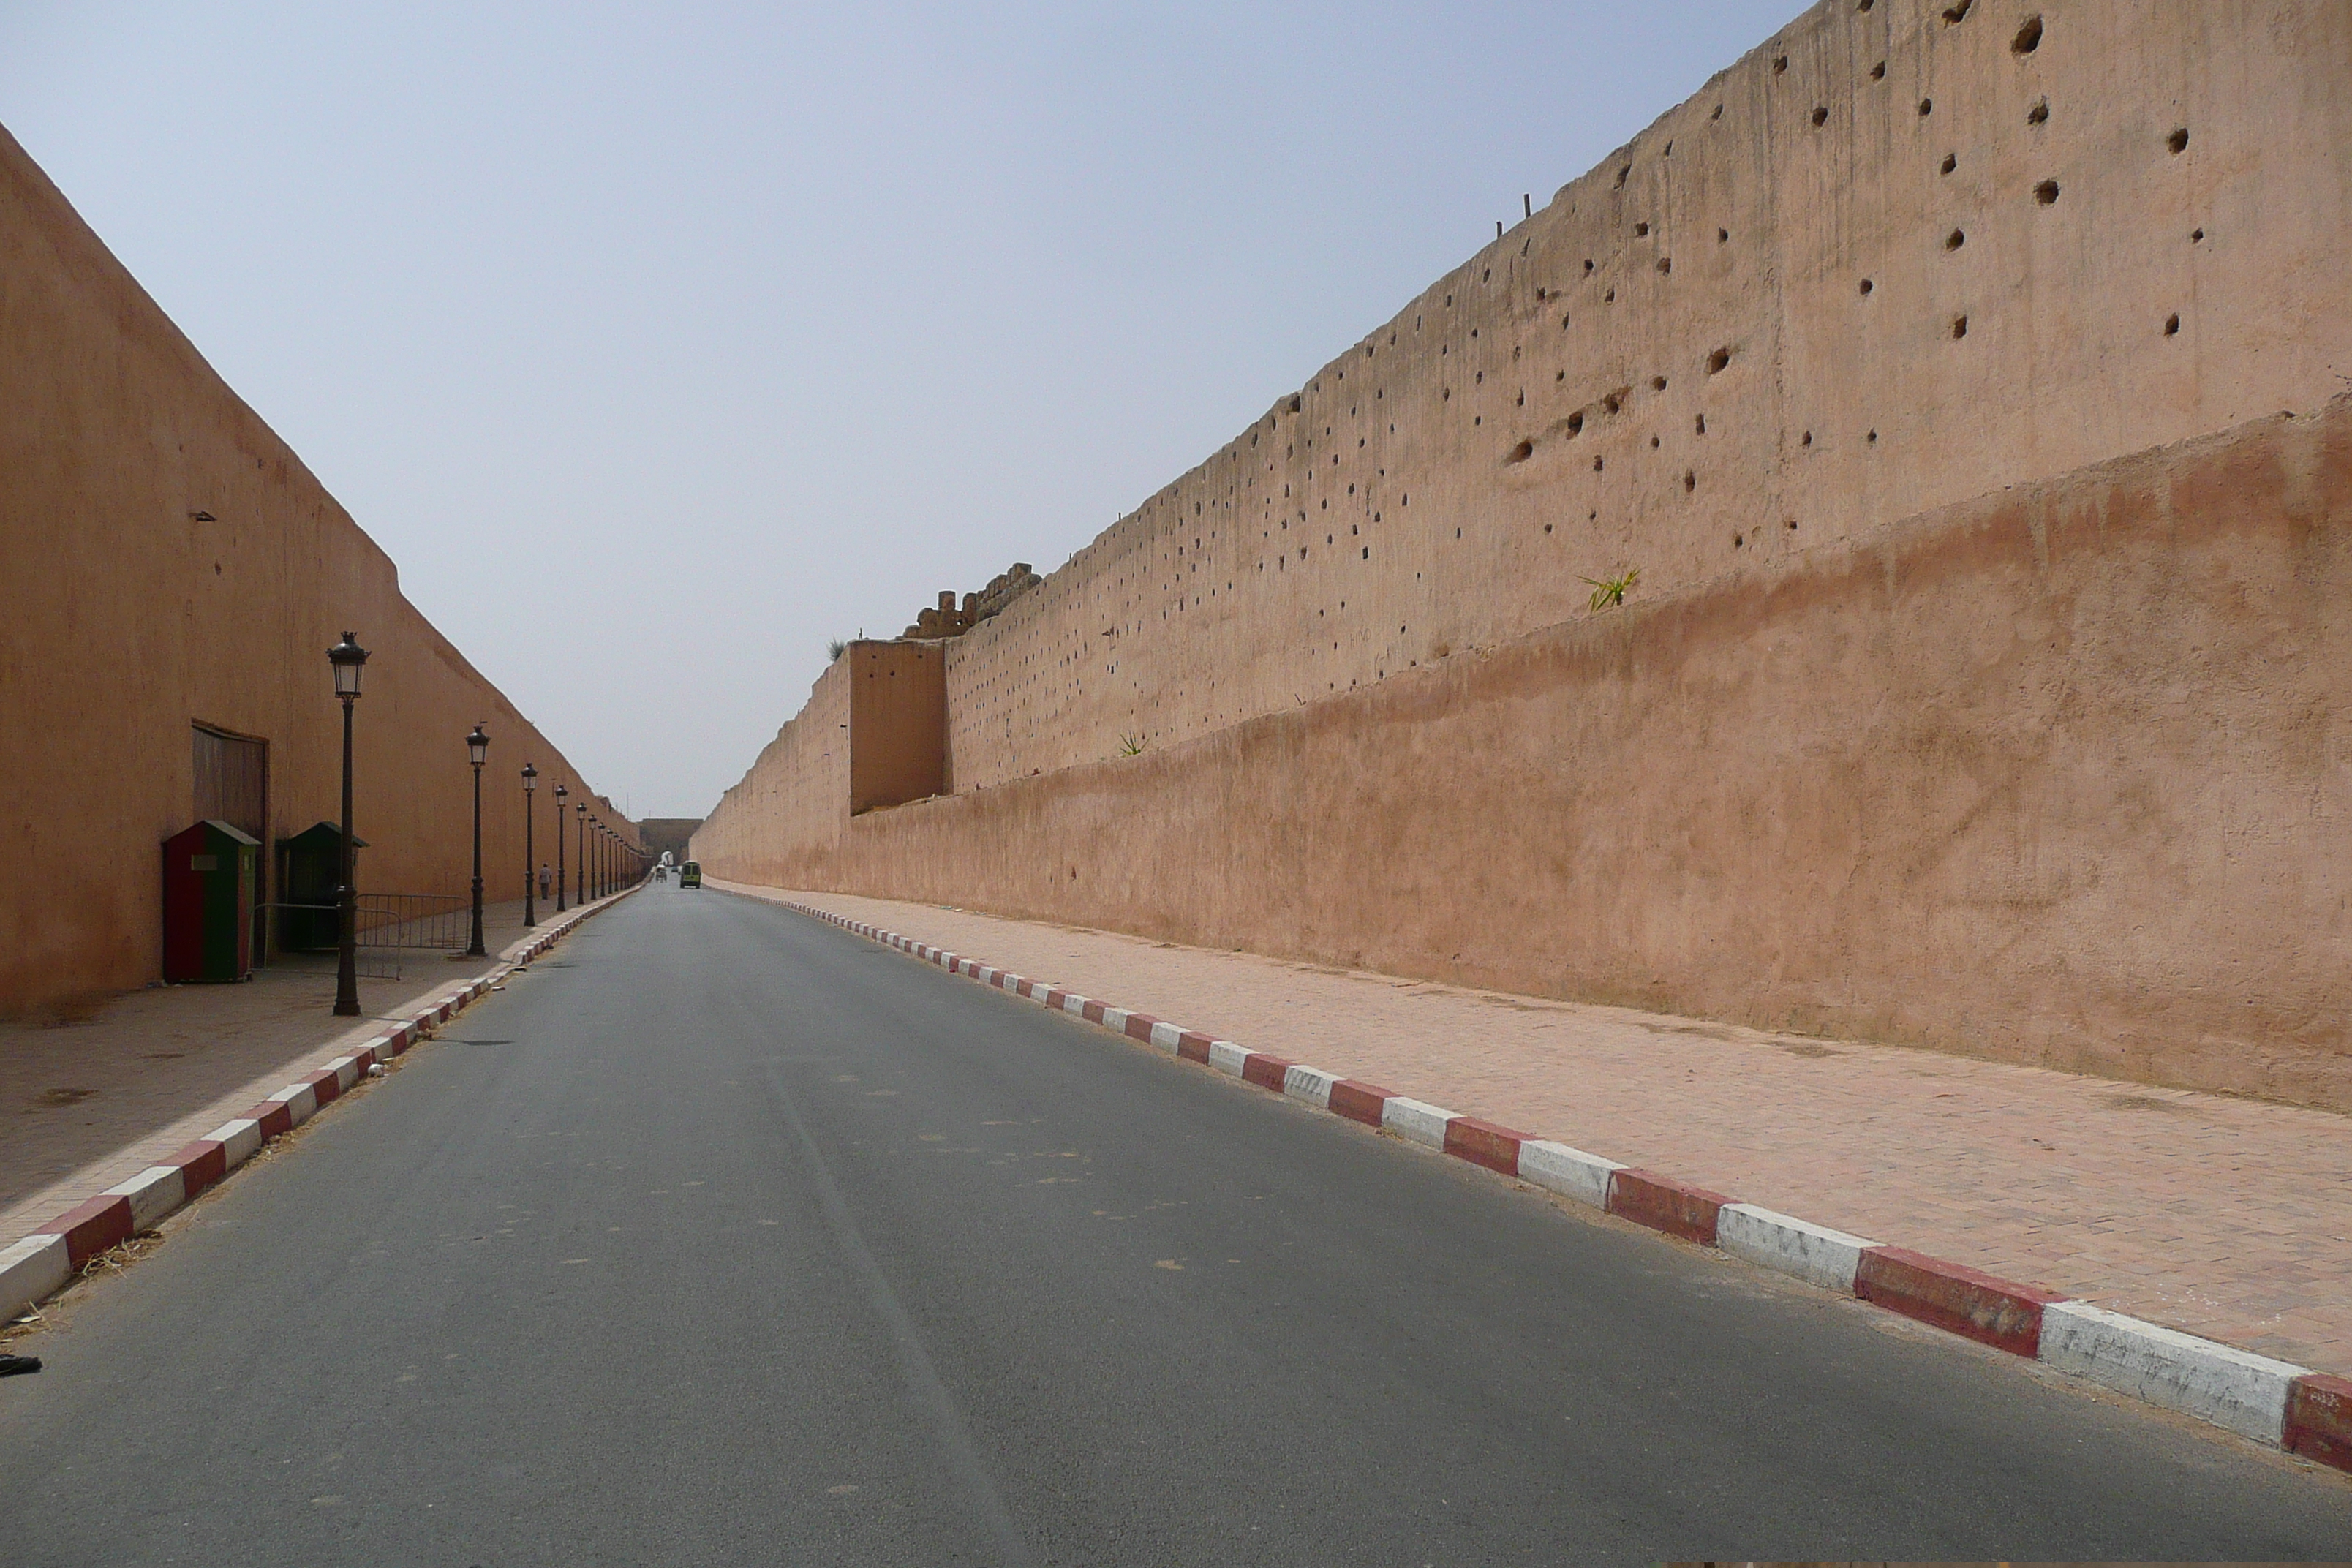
<box><xmin>0</xmin><ymin>896</ymin><xmax>595</xmax><ymax>1251</ymax></box>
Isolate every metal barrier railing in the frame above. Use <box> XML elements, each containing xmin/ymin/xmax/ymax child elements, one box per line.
<box><xmin>265</xmin><ymin>893</ymin><xmax>474</xmax><ymax>981</ymax></box>
<box><xmin>353</xmin><ymin>892</ymin><xmax>472</xmax><ymax>951</ymax></box>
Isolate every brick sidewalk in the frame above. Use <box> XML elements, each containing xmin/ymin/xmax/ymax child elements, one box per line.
<box><xmin>0</xmin><ymin>895</ymin><xmax>606</xmax><ymax>1251</ymax></box>
<box><xmin>723</xmin><ymin>881</ymin><xmax>2352</xmax><ymax>1378</ymax></box>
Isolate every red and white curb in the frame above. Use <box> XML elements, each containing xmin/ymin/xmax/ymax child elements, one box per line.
<box><xmin>0</xmin><ymin>887</ymin><xmax>638</xmax><ymax>1328</ymax></box>
<box><xmin>780</xmin><ymin>898</ymin><xmax>2352</xmax><ymax>1474</ymax></box>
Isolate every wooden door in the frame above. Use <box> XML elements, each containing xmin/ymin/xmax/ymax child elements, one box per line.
<box><xmin>192</xmin><ymin>723</ymin><xmax>269</xmax><ymax>957</ymax></box>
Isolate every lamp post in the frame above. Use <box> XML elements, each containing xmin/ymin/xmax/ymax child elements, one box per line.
<box><xmin>553</xmin><ymin>784</ymin><xmax>568</xmax><ymax>911</ymax></box>
<box><xmin>521</xmin><ymin>762</ymin><xmax>538</xmax><ymax>929</ymax></box>
<box><xmin>577</xmin><ymin>803</ymin><xmax>589</xmax><ymax>902</ymax></box>
<box><xmin>466</xmin><ymin>723</ymin><xmax>489</xmax><ymax>957</ymax></box>
<box><xmin>328</xmin><ymin>632</ymin><xmax>369</xmax><ymax>1017</ymax></box>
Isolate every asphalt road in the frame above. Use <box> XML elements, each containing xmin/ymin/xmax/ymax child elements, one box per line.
<box><xmin>2</xmin><ymin>885</ymin><xmax>2346</xmax><ymax>1564</ymax></box>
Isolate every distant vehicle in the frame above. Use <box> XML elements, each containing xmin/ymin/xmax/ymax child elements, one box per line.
<box><xmin>679</xmin><ymin>862</ymin><xmax>701</xmax><ymax>889</ymax></box>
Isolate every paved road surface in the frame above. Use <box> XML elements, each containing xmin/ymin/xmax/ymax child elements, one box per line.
<box><xmin>2</xmin><ymin>886</ymin><xmax>2345</xmax><ymax>1564</ymax></box>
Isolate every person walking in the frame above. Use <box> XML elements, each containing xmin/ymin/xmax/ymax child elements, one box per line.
<box><xmin>538</xmin><ymin>863</ymin><xmax>552</xmax><ymax>904</ymax></box>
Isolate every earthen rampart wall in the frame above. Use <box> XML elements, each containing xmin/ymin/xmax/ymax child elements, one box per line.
<box><xmin>693</xmin><ymin>0</ymin><xmax>2352</xmax><ymax>1103</ymax></box>
<box><xmin>721</xmin><ymin>399</ymin><xmax>2352</xmax><ymax>1109</ymax></box>
<box><xmin>942</xmin><ymin>0</ymin><xmax>2351</xmax><ymax>785</ymax></box>
<box><xmin>0</xmin><ymin>124</ymin><xmax>641</xmax><ymax>1011</ymax></box>
<box><xmin>694</xmin><ymin>657</ymin><xmax>849</xmax><ymax>887</ymax></box>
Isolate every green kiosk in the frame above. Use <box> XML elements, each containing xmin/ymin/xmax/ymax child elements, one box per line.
<box><xmin>276</xmin><ymin>821</ymin><xmax>363</xmax><ymax>952</ymax></box>
<box><xmin>161</xmin><ymin>820</ymin><xmax>260</xmax><ymax>982</ymax></box>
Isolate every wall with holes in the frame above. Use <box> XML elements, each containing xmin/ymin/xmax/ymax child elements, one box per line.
<box><xmin>718</xmin><ymin>396</ymin><xmax>2352</xmax><ymax>1111</ymax></box>
<box><xmin>696</xmin><ymin>0</ymin><xmax>2352</xmax><ymax>1096</ymax></box>
<box><xmin>930</xmin><ymin>0</ymin><xmax>2351</xmax><ymax>787</ymax></box>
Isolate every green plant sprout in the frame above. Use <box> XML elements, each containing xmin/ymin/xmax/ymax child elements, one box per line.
<box><xmin>1117</xmin><ymin>734</ymin><xmax>1146</xmax><ymax>756</ymax></box>
<box><xmin>1580</xmin><ymin>567</ymin><xmax>1640</xmax><ymax>611</ymax></box>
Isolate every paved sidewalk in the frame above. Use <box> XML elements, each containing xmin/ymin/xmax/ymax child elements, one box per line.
<box><xmin>0</xmin><ymin>894</ymin><xmax>614</xmax><ymax>1251</ymax></box>
<box><xmin>721</xmin><ymin>881</ymin><xmax>2352</xmax><ymax>1377</ymax></box>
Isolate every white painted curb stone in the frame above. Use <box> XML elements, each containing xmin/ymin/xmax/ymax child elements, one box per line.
<box><xmin>102</xmin><ymin>1166</ymin><xmax>188</xmax><ymax>1234</ymax></box>
<box><xmin>206</xmin><ymin>1117</ymin><xmax>264</xmax><ymax>1169</ymax></box>
<box><xmin>2038</xmin><ymin>1300</ymin><xmax>2309</xmax><ymax>1442</ymax></box>
<box><xmin>1283</xmin><ymin>1065</ymin><xmax>1341</xmax><ymax>1110</ymax></box>
<box><xmin>0</xmin><ymin>1235</ymin><xmax>72</xmax><ymax>1322</ymax></box>
<box><xmin>1206</xmin><ymin>1041</ymin><xmax>1252</xmax><ymax>1077</ymax></box>
<box><xmin>1516</xmin><ymin>1140</ymin><xmax>1622</xmax><ymax>1209</ymax></box>
<box><xmin>1380</xmin><ymin>1097</ymin><xmax>1455</xmax><ymax>1150</ymax></box>
<box><xmin>1716</xmin><ymin>1203</ymin><xmax>1879</xmax><ymax>1294</ymax></box>
<box><xmin>267</xmin><ymin>1083</ymin><xmax>319</xmax><ymax>1127</ymax></box>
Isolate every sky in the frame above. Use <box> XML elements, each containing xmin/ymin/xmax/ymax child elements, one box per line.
<box><xmin>1</xmin><ymin>1</ymin><xmax>1798</xmax><ymax>819</ymax></box>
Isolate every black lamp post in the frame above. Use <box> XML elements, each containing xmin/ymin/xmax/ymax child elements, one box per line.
<box><xmin>328</xmin><ymin>632</ymin><xmax>369</xmax><ymax>1017</ymax></box>
<box><xmin>521</xmin><ymin>762</ymin><xmax>538</xmax><ymax>929</ymax></box>
<box><xmin>466</xmin><ymin>723</ymin><xmax>490</xmax><ymax>957</ymax></box>
<box><xmin>553</xmin><ymin>783</ymin><xmax>568</xmax><ymax>911</ymax></box>
<box><xmin>577</xmin><ymin>803</ymin><xmax>589</xmax><ymax>902</ymax></box>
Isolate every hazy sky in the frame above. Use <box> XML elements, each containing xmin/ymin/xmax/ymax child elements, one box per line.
<box><xmin>3</xmin><ymin>1</ymin><xmax>1797</xmax><ymax>818</ymax></box>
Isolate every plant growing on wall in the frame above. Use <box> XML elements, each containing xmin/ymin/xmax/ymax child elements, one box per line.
<box><xmin>1580</xmin><ymin>568</ymin><xmax>1640</xmax><ymax>611</ymax></box>
<box><xmin>1117</xmin><ymin>734</ymin><xmax>1146</xmax><ymax>756</ymax></box>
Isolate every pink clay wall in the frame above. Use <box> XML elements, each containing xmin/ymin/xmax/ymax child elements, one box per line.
<box><xmin>937</xmin><ymin>0</ymin><xmax>2350</xmax><ymax>784</ymax></box>
<box><xmin>701</xmin><ymin>401</ymin><xmax>2352</xmax><ymax>1109</ymax></box>
<box><xmin>696</xmin><ymin>0</ymin><xmax>2352</xmax><ymax>1102</ymax></box>
<box><xmin>0</xmin><ymin>124</ymin><xmax>641</xmax><ymax>1012</ymax></box>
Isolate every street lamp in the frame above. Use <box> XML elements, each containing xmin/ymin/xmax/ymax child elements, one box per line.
<box><xmin>328</xmin><ymin>632</ymin><xmax>369</xmax><ymax>1017</ymax></box>
<box><xmin>466</xmin><ymin>723</ymin><xmax>490</xmax><ymax>957</ymax></box>
<box><xmin>553</xmin><ymin>783</ymin><xmax>568</xmax><ymax>911</ymax></box>
<box><xmin>578</xmin><ymin>804</ymin><xmax>589</xmax><ymax>901</ymax></box>
<box><xmin>521</xmin><ymin>762</ymin><xmax>538</xmax><ymax>930</ymax></box>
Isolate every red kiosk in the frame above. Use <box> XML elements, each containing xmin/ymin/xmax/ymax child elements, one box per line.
<box><xmin>162</xmin><ymin>819</ymin><xmax>260</xmax><ymax>982</ymax></box>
